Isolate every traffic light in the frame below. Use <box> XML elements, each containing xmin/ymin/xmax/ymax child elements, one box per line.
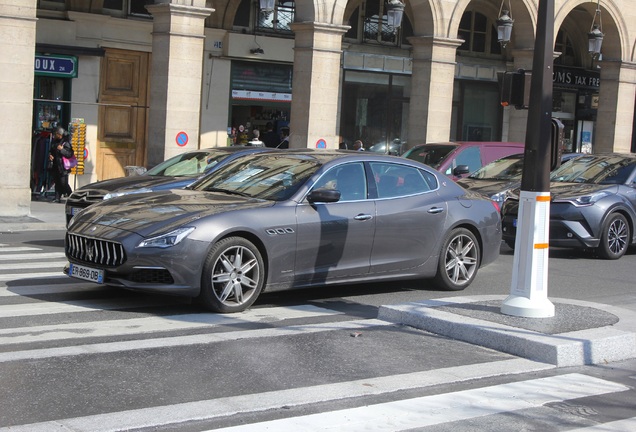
<box><xmin>500</xmin><ymin>69</ymin><xmax>530</xmax><ymax>109</ymax></box>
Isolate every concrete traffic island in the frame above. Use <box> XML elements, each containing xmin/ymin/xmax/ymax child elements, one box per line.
<box><xmin>379</xmin><ymin>295</ymin><xmax>636</xmax><ymax>367</ymax></box>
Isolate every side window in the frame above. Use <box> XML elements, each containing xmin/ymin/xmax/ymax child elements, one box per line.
<box><xmin>370</xmin><ymin>162</ymin><xmax>436</xmax><ymax>198</ymax></box>
<box><xmin>312</xmin><ymin>163</ymin><xmax>367</xmax><ymax>201</ymax></box>
<box><xmin>450</xmin><ymin>146</ymin><xmax>482</xmax><ymax>174</ymax></box>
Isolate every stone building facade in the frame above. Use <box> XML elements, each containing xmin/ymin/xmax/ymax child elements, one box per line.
<box><xmin>2</xmin><ymin>0</ymin><xmax>636</xmax><ymax>217</ymax></box>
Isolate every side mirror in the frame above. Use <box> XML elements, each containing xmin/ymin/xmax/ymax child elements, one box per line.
<box><xmin>453</xmin><ymin>165</ymin><xmax>471</xmax><ymax>176</ymax></box>
<box><xmin>307</xmin><ymin>188</ymin><xmax>341</xmax><ymax>203</ymax></box>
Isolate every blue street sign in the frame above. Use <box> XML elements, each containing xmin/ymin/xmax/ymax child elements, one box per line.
<box><xmin>34</xmin><ymin>55</ymin><xmax>78</xmax><ymax>78</ymax></box>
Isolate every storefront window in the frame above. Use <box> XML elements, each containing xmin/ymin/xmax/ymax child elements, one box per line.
<box><xmin>33</xmin><ymin>77</ymin><xmax>68</xmax><ymax>131</ymax></box>
<box><xmin>340</xmin><ymin>71</ymin><xmax>410</xmax><ymax>152</ymax></box>
<box><xmin>453</xmin><ymin>81</ymin><xmax>502</xmax><ymax>141</ymax></box>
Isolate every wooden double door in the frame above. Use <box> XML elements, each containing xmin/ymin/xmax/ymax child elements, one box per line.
<box><xmin>97</xmin><ymin>48</ymin><xmax>150</xmax><ymax>180</ymax></box>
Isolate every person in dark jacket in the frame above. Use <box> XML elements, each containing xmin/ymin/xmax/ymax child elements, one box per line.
<box><xmin>262</xmin><ymin>122</ymin><xmax>279</xmax><ymax>148</ymax></box>
<box><xmin>48</xmin><ymin>127</ymin><xmax>74</xmax><ymax>203</ymax></box>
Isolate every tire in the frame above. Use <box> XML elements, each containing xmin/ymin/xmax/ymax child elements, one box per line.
<box><xmin>596</xmin><ymin>213</ymin><xmax>630</xmax><ymax>260</ymax></box>
<box><xmin>198</xmin><ymin>237</ymin><xmax>265</xmax><ymax>313</ymax></box>
<box><xmin>433</xmin><ymin>228</ymin><xmax>481</xmax><ymax>291</ymax></box>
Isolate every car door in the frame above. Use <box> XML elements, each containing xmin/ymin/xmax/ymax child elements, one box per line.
<box><xmin>368</xmin><ymin>162</ymin><xmax>447</xmax><ymax>274</ymax></box>
<box><xmin>294</xmin><ymin>162</ymin><xmax>376</xmax><ymax>283</ymax></box>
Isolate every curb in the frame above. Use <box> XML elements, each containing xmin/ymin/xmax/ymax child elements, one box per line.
<box><xmin>379</xmin><ymin>295</ymin><xmax>636</xmax><ymax>367</ymax></box>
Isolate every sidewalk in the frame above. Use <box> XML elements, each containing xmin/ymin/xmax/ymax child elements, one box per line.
<box><xmin>1</xmin><ymin>198</ymin><xmax>635</xmax><ymax>368</ymax></box>
<box><xmin>0</xmin><ymin>197</ymin><xmax>67</xmax><ymax>232</ymax></box>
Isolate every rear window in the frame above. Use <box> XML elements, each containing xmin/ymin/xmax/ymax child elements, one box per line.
<box><xmin>403</xmin><ymin>145</ymin><xmax>458</xmax><ymax>169</ymax></box>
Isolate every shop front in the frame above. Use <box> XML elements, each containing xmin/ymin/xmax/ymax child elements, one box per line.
<box><xmin>552</xmin><ymin>66</ymin><xmax>600</xmax><ymax>153</ymax></box>
<box><xmin>229</xmin><ymin>61</ymin><xmax>292</xmax><ymax>146</ymax></box>
<box><xmin>31</xmin><ymin>53</ymin><xmax>77</xmax><ymax>197</ymax></box>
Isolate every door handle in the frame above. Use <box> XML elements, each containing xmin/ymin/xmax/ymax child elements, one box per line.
<box><xmin>427</xmin><ymin>207</ymin><xmax>445</xmax><ymax>214</ymax></box>
<box><xmin>354</xmin><ymin>214</ymin><xmax>373</xmax><ymax>221</ymax></box>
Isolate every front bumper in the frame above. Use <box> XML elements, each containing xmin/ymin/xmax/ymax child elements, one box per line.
<box><xmin>64</xmin><ymin>232</ymin><xmax>209</xmax><ymax>297</ymax></box>
<box><xmin>501</xmin><ymin>201</ymin><xmax>600</xmax><ymax>248</ymax></box>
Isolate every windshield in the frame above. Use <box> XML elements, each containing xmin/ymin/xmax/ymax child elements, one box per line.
<box><xmin>403</xmin><ymin>144</ymin><xmax>457</xmax><ymax>169</ymax></box>
<box><xmin>550</xmin><ymin>155</ymin><xmax>636</xmax><ymax>184</ymax></box>
<box><xmin>147</xmin><ymin>151</ymin><xmax>229</xmax><ymax>177</ymax></box>
<box><xmin>191</xmin><ymin>154</ymin><xmax>320</xmax><ymax>201</ymax></box>
<box><xmin>469</xmin><ymin>154</ymin><xmax>524</xmax><ymax>180</ymax></box>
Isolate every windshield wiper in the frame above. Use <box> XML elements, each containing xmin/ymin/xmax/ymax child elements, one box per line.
<box><xmin>205</xmin><ymin>187</ymin><xmax>251</xmax><ymax>198</ymax></box>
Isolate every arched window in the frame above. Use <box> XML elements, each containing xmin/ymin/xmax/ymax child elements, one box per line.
<box><xmin>555</xmin><ymin>30</ymin><xmax>578</xmax><ymax>66</ymax></box>
<box><xmin>457</xmin><ymin>10</ymin><xmax>502</xmax><ymax>56</ymax></box>
<box><xmin>232</xmin><ymin>0</ymin><xmax>295</xmax><ymax>34</ymax></box>
<box><xmin>344</xmin><ymin>0</ymin><xmax>413</xmax><ymax>47</ymax></box>
<box><xmin>256</xmin><ymin>0</ymin><xmax>295</xmax><ymax>33</ymax></box>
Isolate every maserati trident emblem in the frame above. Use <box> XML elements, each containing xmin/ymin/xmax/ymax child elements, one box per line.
<box><xmin>86</xmin><ymin>240</ymin><xmax>95</xmax><ymax>261</ymax></box>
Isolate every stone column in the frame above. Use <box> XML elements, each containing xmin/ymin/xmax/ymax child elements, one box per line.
<box><xmin>506</xmin><ymin>49</ymin><xmax>535</xmax><ymax>143</ymax></box>
<box><xmin>289</xmin><ymin>22</ymin><xmax>349</xmax><ymax>149</ymax></box>
<box><xmin>0</xmin><ymin>0</ymin><xmax>37</xmax><ymax>217</ymax></box>
<box><xmin>595</xmin><ymin>60</ymin><xmax>636</xmax><ymax>153</ymax></box>
<box><xmin>145</xmin><ymin>0</ymin><xmax>213</xmax><ymax>166</ymax></box>
<box><xmin>406</xmin><ymin>36</ymin><xmax>463</xmax><ymax>146</ymax></box>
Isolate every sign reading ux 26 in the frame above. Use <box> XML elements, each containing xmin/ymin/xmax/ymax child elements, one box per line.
<box><xmin>34</xmin><ymin>54</ymin><xmax>78</xmax><ymax>78</ymax></box>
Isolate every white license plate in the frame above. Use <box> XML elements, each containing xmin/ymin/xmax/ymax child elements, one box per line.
<box><xmin>69</xmin><ymin>263</ymin><xmax>104</xmax><ymax>284</ymax></box>
<box><xmin>512</xmin><ymin>218</ymin><xmax>517</xmax><ymax>227</ymax></box>
<box><xmin>69</xmin><ymin>206</ymin><xmax>82</xmax><ymax>215</ymax></box>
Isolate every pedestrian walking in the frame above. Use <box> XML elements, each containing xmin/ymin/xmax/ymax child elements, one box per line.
<box><xmin>47</xmin><ymin>127</ymin><xmax>74</xmax><ymax>203</ymax></box>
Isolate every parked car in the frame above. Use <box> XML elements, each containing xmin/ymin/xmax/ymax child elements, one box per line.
<box><xmin>65</xmin><ymin>150</ymin><xmax>502</xmax><ymax>313</ymax></box>
<box><xmin>65</xmin><ymin>146</ymin><xmax>275</xmax><ymax>225</ymax></box>
<box><xmin>368</xmin><ymin>139</ymin><xmax>406</xmax><ymax>155</ymax></box>
<box><xmin>457</xmin><ymin>152</ymin><xmax>584</xmax><ymax>208</ymax></box>
<box><xmin>501</xmin><ymin>153</ymin><xmax>636</xmax><ymax>259</ymax></box>
<box><xmin>401</xmin><ymin>141</ymin><xmax>525</xmax><ymax>180</ymax></box>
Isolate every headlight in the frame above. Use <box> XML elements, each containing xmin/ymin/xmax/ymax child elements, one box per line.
<box><xmin>555</xmin><ymin>190</ymin><xmax>612</xmax><ymax>207</ymax></box>
<box><xmin>104</xmin><ymin>188</ymin><xmax>153</xmax><ymax>200</ymax></box>
<box><xmin>490</xmin><ymin>190</ymin><xmax>508</xmax><ymax>207</ymax></box>
<box><xmin>137</xmin><ymin>227</ymin><xmax>195</xmax><ymax>248</ymax></box>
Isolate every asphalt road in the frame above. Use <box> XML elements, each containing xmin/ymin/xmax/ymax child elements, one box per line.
<box><xmin>0</xmin><ymin>230</ymin><xmax>635</xmax><ymax>431</ymax></box>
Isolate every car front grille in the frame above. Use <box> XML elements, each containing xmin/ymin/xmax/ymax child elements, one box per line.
<box><xmin>66</xmin><ymin>233</ymin><xmax>126</xmax><ymax>267</ymax></box>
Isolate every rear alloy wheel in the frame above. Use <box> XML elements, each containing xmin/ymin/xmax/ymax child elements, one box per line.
<box><xmin>434</xmin><ymin>228</ymin><xmax>480</xmax><ymax>291</ymax></box>
<box><xmin>597</xmin><ymin>213</ymin><xmax>630</xmax><ymax>260</ymax></box>
<box><xmin>198</xmin><ymin>237</ymin><xmax>265</xmax><ymax>313</ymax></box>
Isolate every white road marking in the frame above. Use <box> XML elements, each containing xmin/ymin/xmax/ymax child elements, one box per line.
<box><xmin>0</xmin><ymin>246</ymin><xmax>42</xmax><ymax>252</ymax></box>
<box><xmin>0</xmin><ymin>260</ymin><xmax>67</xmax><ymax>271</ymax></box>
<box><xmin>212</xmin><ymin>373</ymin><xmax>629</xmax><ymax>432</ymax></box>
<box><xmin>0</xmin><ymin>271</ymin><xmax>66</xmax><ymax>282</ymax></box>
<box><xmin>0</xmin><ymin>304</ymin><xmax>344</xmax><ymax>348</ymax></box>
<box><xmin>0</xmin><ymin>252</ymin><xmax>66</xmax><ymax>261</ymax></box>
<box><xmin>0</xmin><ymin>318</ymin><xmax>388</xmax><ymax>363</ymax></box>
<box><xmin>0</xmin><ymin>359</ymin><xmax>557</xmax><ymax>432</ymax></box>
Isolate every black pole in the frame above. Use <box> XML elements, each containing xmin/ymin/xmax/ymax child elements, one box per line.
<box><xmin>520</xmin><ymin>0</ymin><xmax>554</xmax><ymax>192</ymax></box>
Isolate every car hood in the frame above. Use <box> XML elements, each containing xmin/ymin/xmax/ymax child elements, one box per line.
<box><xmin>456</xmin><ymin>178</ymin><xmax>520</xmax><ymax>197</ymax></box>
<box><xmin>550</xmin><ymin>182</ymin><xmax>618</xmax><ymax>200</ymax></box>
<box><xmin>77</xmin><ymin>175</ymin><xmax>182</xmax><ymax>193</ymax></box>
<box><xmin>508</xmin><ymin>183</ymin><xmax>618</xmax><ymax>201</ymax></box>
<box><xmin>69</xmin><ymin>189</ymin><xmax>274</xmax><ymax>237</ymax></box>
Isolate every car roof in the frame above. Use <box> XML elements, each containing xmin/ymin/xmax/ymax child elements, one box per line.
<box><xmin>410</xmin><ymin>141</ymin><xmax>524</xmax><ymax>148</ymax></box>
<box><xmin>197</xmin><ymin>145</ymin><xmax>275</xmax><ymax>154</ymax></box>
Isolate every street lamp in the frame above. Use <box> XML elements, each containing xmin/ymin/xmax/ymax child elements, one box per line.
<box><xmin>259</xmin><ymin>0</ymin><xmax>275</xmax><ymax>13</ymax></box>
<box><xmin>386</xmin><ymin>0</ymin><xmax>405</xmax><ymax>30</ymax></box>
<box><xmin>496</xmin><ymin>1</ymin><xmax>514</xmax><ymax>48</ymax></box>
<box><xmin>588</xmin><ymin>0</ymin><xmax>604</xmax><ymax>58</ymax></box>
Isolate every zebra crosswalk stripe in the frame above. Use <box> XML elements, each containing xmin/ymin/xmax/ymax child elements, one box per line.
<box><xmin>0</xmin><ymin>371</ymin><xmax>626</xmax><ymax>432</ymax></box>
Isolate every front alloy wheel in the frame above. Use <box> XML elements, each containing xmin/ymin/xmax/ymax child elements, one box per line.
<box><xmin>434</xmin><ymin>228</ymin><xmax>480</xmax><ymax>291</ymax></box>
<box><xmin>597</xmin><ymin>213</ymin><xmax>630</xmax><ymax>260</ymax></box>
<box><xmin>198</xmin><ymin>237</ymin><xmax>265</xmax><ymax>313</ymax></box>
